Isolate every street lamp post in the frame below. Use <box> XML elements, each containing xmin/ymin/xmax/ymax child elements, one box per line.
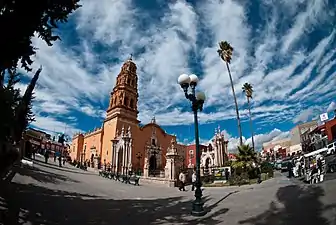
<box><xmin>178</xmin><ymin>73</ymin><xmax>206</xmax><ymax>217</ymax></box>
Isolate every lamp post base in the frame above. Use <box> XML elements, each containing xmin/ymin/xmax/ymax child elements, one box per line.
<box><xmin>191</xmin><ymin>200</ymin><xmax>207</xmax><ymax>217</ymax></box>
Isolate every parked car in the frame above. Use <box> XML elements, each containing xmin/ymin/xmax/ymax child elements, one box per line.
<box><xmin>327</xmin><ymin>142</ymin><xmax>335</xmax><ymax>155</ymax></box>
<box><xmin>281</xmin><ymin>158</ymin><xmax>292</xmax><ymax>173</ymax></box>
<box><xmin>274</xmin><ymin>160</ymin><xmax>282</xmax><ymax>170</ymax></box>
<box><xmin>326</xmin><ymin>154</ymin><xmax>336</xmax><ymax>173</ymax></box>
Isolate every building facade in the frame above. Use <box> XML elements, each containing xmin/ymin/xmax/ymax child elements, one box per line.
<box><xmin>290</xmin><ymin>120</ymin><xmax>318</xmax><ymax>145</ymax></box>
<box><xmin>262</xmin><ymin>138</ymin><xmax>291</xmax><ymax>159</ymax></box>
<box><xmin>23</xmin><ymin>128</ymin><xmax>67</xmax><ymax>158</ymax></box>
<box><xmin>200</xmin><ymin>127</ymin><xmax>229</xmax><ymax>174</ymax></box>
<box><xmin>303</xmin><ymin>117</ymin><xmax>336</xmax><ymax>152</ymax></box>
<box><xmin>71</xmin><ymin>58</ymin><xmax>185</xmax><ymax>175</ymax></box>
<box><xmin>185</xmin><ymin>144</ymin><xmax>207</xmax><ymax>169</ymax></box>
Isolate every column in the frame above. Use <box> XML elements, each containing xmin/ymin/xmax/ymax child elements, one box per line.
<box><xmin>112</xmin><ymin>142</ymin><xmax>116</xmax><ymax>173</ymax></box>
<box><xmin>219</xmin><ymin>139</ymin><xmax>223</xmax><ymax>166</ymax></box>
<box><xmin>215</xmin><ymin>141</ymin><xmax>220</xmax><ymax>166</ymax></box>
<box><xmin>125</xmin><ymin>141</ymin><xmax>129</xmax><ymax>173</ymax></box>
<box><xmin>122</xmin><ymin>144</ymin><xmax>126</xmax><ymax>175</ymax></box>
<box><xmin>128</xmin><ymin>140</ymin><xmax>132</xmax><ymax>170</ymax></box>
<box><xmin>116</xmin><ymin>149</ymin><xmax>119</xmax><ymax>173</ymax></box>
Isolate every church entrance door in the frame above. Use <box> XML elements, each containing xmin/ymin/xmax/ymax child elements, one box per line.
<box><xmin>117</xmin><ymin>148</ymin><xmax>123</xmax><ymax>174</ymax></box>
<box><xmin>149</xmin><ymin>155</ymin><xmax>157</xmax><ymax>176</ymax></box>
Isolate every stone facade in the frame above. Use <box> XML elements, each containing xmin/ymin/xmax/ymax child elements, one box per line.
<box><xmin>71</xmin><ymin>58</ymin><xmax>185</xmax><ymax>181</ymax></box>
<box><xmin>200</xmin><ymin>126</ymin><xmax>229</xmax><ymax>174</ymax></box>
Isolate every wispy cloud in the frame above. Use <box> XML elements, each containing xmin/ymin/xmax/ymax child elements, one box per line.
<box><xmin>17</xmin><ymin>0</ymin><xmax>335</xmax><ymax>144</ymax></box>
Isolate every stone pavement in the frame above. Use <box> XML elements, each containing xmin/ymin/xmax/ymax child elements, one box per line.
<box><xmin>0</xmin><ymin>156</ymin><xmax>336</xmax><ymax>225</ymax></box>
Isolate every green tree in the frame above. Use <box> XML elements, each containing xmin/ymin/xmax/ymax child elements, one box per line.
<box><xmin>0</xmin><ymin>70</ymin><xmax>21</xmax><ymax>143</ymax></box>
<box><xmin>217</xmin><ymin>41</ymin><xmax>243</xmax><ymax>146</ymax></box>
<box><xmin>0</xmin><ymin>0</ymin><xmax>81</xmax><ymax>78</ymax></box>
<box><xmin>242</xmin><ymin>83</ymin><xmax>255</xmax><ymax>150</ymax></box>
<box><xmin>12</xmin><ymin>67</ymin><xmax>42</xmax><ymax>144</ymax></box>
<box><xmin>0</xmin><ymin>0</ymin><xmax>80</xmax><ymax>145</ymax></box>
<box><xmin>232</xmin><ymin>144</ymin><xmax>257</xmax><ymax>170</ymax></box>
<box><xmin>0</xmin><ymin>67</ymin><xmax>41</xmax><ymax>147</ymax></box>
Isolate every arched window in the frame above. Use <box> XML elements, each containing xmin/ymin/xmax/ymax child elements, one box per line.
<box><xmin>130</xmin><ymin>79</ymin><xmax>134</xmax><ymax>87</ymax></box>
<box><xmin>152</xmin><ymin>138</ymin><xmax>156</xmax><ymax>146</ymax></box>
<box><xmin>126</xmin><ymin>78</ymin><xmax>130</xmax><ymax>84</ymax></box>
<box><xmin>130</xmin><ymin>99</ymin><xmax>134</xmax><ymax>109</ymax></box>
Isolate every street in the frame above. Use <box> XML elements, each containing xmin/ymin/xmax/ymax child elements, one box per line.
<box><xmin>1</xmin><ymin>157</ymin><xmax>336</xmax><ymax>225</ymax></box>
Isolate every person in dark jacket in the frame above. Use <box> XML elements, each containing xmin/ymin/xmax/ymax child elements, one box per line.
<box><xmin>288</xmin><ymin>160</ymin><xmax>293</xmax><ymax>178</ymax></box>
<box><xmin>257</xmin><ymin>165</ymin><xmax>262</xmax><ymax>183</ymax></box>
<box><xmin>44</xmin><ymin>150</ymin><xmax>50</xmax><ymax>163</ymax></box>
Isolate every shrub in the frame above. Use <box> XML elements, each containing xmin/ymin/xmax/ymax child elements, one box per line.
<box><xmin>229</xmin><ymin>172</ymin><xmax>249</xmax><ymax>186</ymax></box>
<box><xmin>261</xmin><ymin>162</ymin><xmax>274</xmax><ymax>178</ymax></box>
<box><xmin>202</xmin><ymin>175</ymin><xmax>214</xmax><ymax>183</ymax></box>
<box><xmin>247</xmin><ymin>167</ymin><xmax>258</xmax><ymax>179</ymax></box>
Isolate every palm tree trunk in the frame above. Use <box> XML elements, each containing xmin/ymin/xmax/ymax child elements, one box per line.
<box><xmin>225</xmin><ymin>62</ymin><xmax>243</xmax><ymax>146</ymax></box>
<box><xmin>247</xmin><ymin>97</ymin><xmax>255</xmax><ymax>150</ymax></box>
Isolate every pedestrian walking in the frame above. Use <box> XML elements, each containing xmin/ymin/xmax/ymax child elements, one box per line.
<box><xmin>58</xmin><ymin>156</ymin><xmax>62</xmax><ymax>167</ymax></box>
<box><xmin>191</xmin><ymin>171</ymin><xmax>196</xmax><ymax>191</ymax></box>
<box><xmin>257</xmin><ymin>165</ymin><xmax>262</xmax><ymax>184</ymax></box>
<box><xmin>178</xmin><ymin>171</ymin><xmax>186</xmax><ymax>191</ymax></box>
<box><xmin>288</xmin><ymin>160</ymin><xmax>293</xmax><ymax>178</ymax></box>
<box><xmin>32</xmin><ymin>147</ymin><xmax>36</xmax><ymax>160</ymax></box>
<box><xmin>44</xmin><ymin>150</ymin><xmax>49</xmax><ymax>163</ymax></box>
<box><xmin>225</xmin><ymin>168</ymin><xmax>230</xmax><ymax>181</ymax></box>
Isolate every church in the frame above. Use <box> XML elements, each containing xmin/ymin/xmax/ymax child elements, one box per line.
<box><xmin>70</xmin><ymin>57</ymin><xmax>230</xmax><ymax>180</ymax></box>
<box><xmin>70</xmin><ymin>57</ymin><xmax>185</xmax><ymax>176</ymax></box>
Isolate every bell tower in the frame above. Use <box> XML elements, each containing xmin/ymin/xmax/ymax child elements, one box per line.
<box><xmin>106</xmin><ymin>56</ymin><xmax>139</xmax><ymax>124</ymax></box>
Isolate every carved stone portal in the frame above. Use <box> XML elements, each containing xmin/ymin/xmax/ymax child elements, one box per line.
<box><xmin>164</xmin><ymin>139</ymin><xmax>179</xmax><ymax>187</ymax></box>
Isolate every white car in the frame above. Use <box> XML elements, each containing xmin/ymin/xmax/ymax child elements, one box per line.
<box><xmin>327</xmin><ymin>142</ymin><xmax>336</xmax><ymax>155</ymax></box>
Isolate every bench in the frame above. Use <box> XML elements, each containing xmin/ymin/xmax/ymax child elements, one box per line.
<box><xmin>128</xmin><ymin>176</ymin><xmax>140</xmax><ymax>186</ymax></box>
<box><xmin>115</xmin><ymin>173</ymin><xmax>121</xmax><ymax>181</ymax></box>
<box><xmin>121</xmin><ymin>175</ymin><xmax>128</xmax><ymax>183</ymax></box>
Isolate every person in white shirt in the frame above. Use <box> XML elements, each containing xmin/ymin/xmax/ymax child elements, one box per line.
<box><xmin>191</xmin><ymin>171</ymin><xmax>196</xmax><ymax>191</ymax></box>
<box><xmin>178</xmin><ymin>171</ymin><xmax>186</xmax><ymax>191</ymax></box>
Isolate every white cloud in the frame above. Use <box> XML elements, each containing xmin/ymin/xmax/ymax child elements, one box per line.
<box><xmin>31</xmin><ymin>114</ymin><xmax>83</xmax><ymax>138</ymax></box>
<box><xmin>327</xmin><ymin>101</ymin><xmax>336</xmax><ymax>112</ymax></box>
<box><xmin>292</xmin><ymin>107</ymin><xmax>319</xmax><ymax>124</ymax></box>
<box><xmin>20</xmin><ymin>0</ymin><xmax>335</xmax><ymax>138</ymax></box>
<box><xmin>281</xmin><ymin>0</ymin><xmax>330</xmax><ymax>53</ymax></box>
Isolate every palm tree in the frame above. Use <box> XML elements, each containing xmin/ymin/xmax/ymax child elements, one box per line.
<box><xmin>235</xmin><ymin>144</ymin><xmax>257</xmax><ymax>169</ymax></box>
<box><xmin>217</xmin><ymin>41</ymin><xmax>243</xmax><ymax>146</ymax></box>
<box><xmin>242</xmin><ymin>83</ymin><xmax>255</xmax><ymax>150</ymax></box>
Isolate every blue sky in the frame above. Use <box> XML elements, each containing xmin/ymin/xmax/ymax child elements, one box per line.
<box><xmin>18</xmin><ymin>0</ymin><xmax>336</xmax><ymax>151</ymax></box>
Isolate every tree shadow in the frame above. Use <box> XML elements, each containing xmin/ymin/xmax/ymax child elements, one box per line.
<box><xmin>207</xmin><ymin>190</ymin><xmax>239</xmax><ymax>211</ymax></box>
<box><xmin>0</xmin><ymin>182</ymin><xmax>229</xmax><ymax>225</ymax></box>
<box><xmin>13</xmin><ymin>164</ymin><xmax>79</xmax><ymax>184</ymax></box>
<box><xmin>239</xmin><ymin>185</ymin><xmax>336</xmax><ymax>225</ymax></box>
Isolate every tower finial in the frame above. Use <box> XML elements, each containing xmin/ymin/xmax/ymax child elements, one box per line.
<box><xmin>129</xmin><ymin>53</ymin><xmax>133</xmax><ymax>61</ymax></box>
<box><xmin>151</xmin><ymin>116</ymin><xmax>156</xmax><ymax>124</ymax></box>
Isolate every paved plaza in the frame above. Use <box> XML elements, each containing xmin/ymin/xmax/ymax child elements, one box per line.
<box><xmin>1</xmin><ymin>157</ymin><xmax>336</xmax><ymax>225</ymax></box>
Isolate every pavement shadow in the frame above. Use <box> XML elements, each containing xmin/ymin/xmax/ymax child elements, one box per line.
<box><xmin>239</xmin><ymin>185</ymin><xmax>336</xmax><ymax>225</ymax></box>
<box><xmin>14</xmin><ymin>165</ymin><xmax>79</xmax><ymax>184</ymax></box>
<box><xmin>33</xmin><ymin>159</ymin><xmax>93</xmax><ymax>176</ymax></box>
<box><xmin>0</xmin><ymin>182</ymin><xmax>228</xmax><ymax>225</ymax></box>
